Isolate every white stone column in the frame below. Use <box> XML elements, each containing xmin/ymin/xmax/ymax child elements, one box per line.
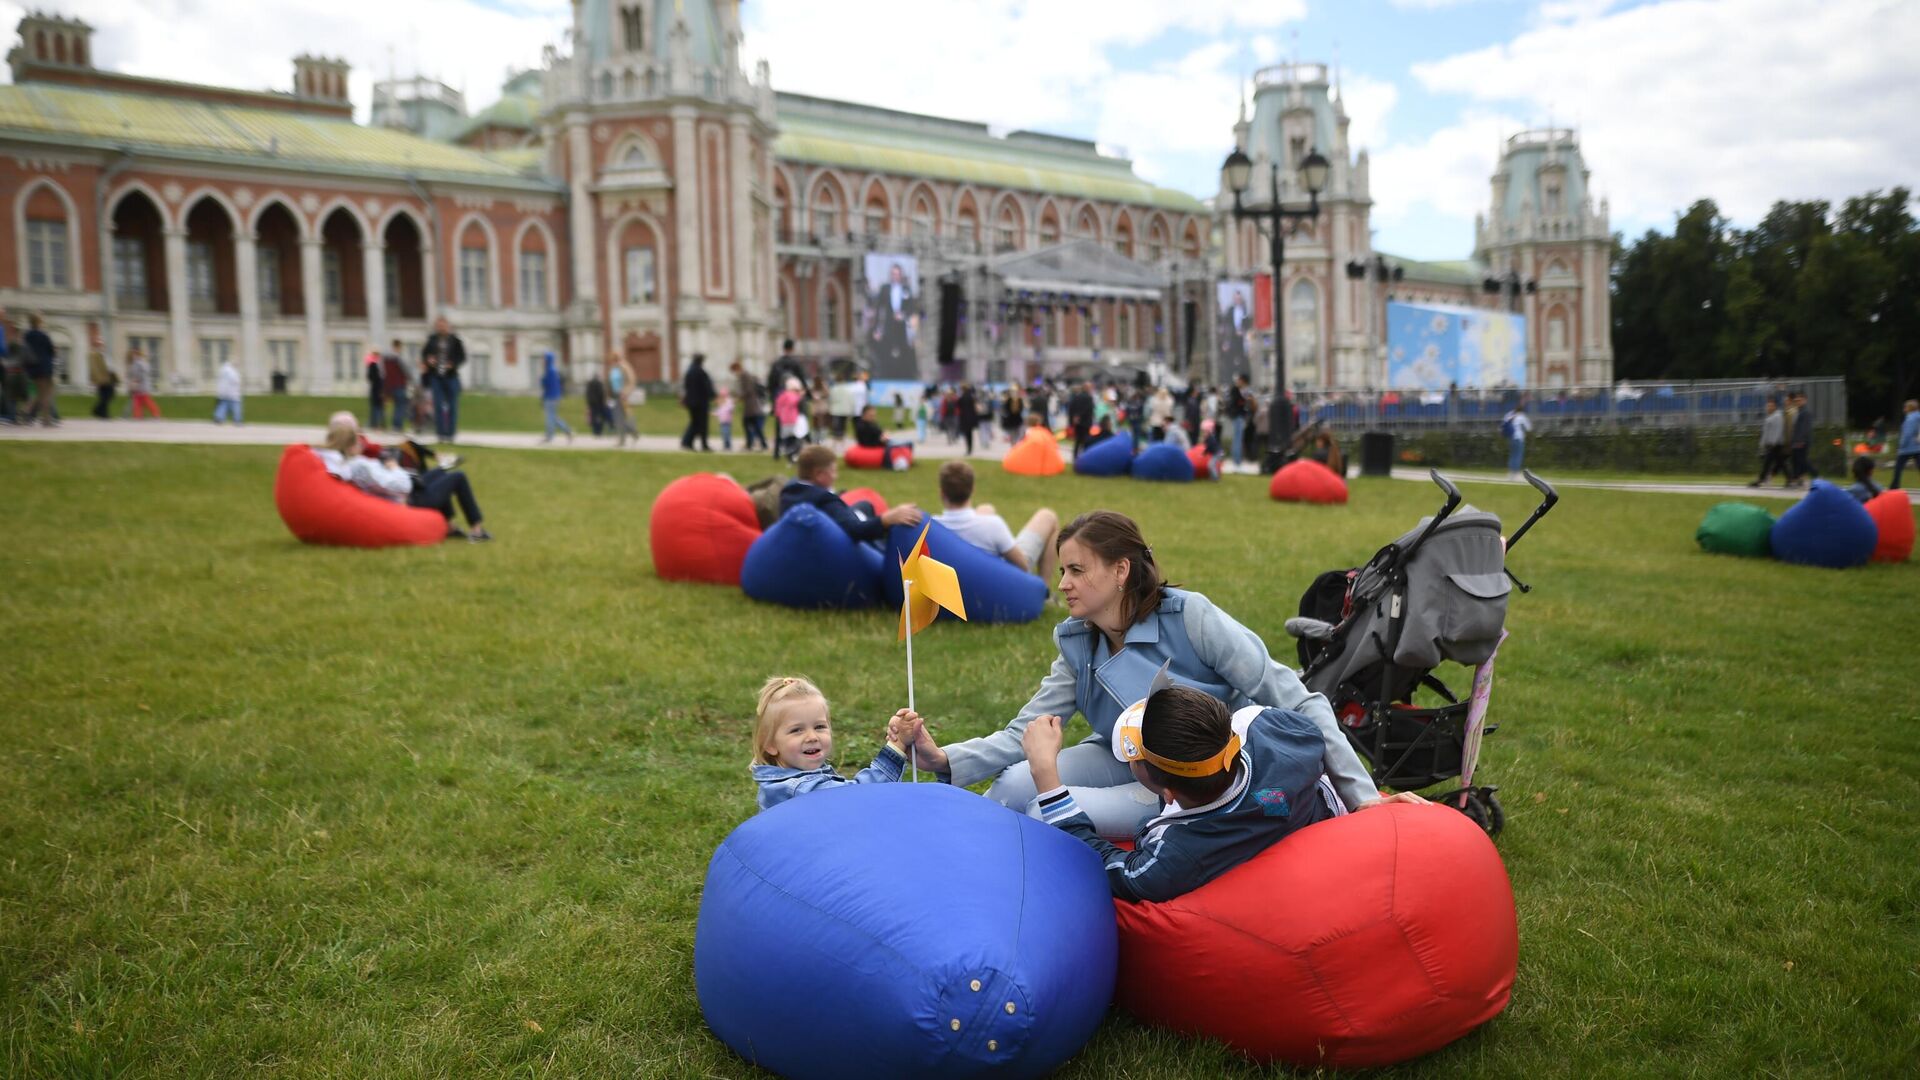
<box><xmin>566</xmin><ymin>116</ymin><xmax>599</xmax><ymax>309</ymax></box>
<box><xmin>301</xmin><ymin>238</ymin><xmax>326</xmax><ymax>392</ymax></box>
<box><xmin>671</xmin><ymin>104</ymin><xmax>703</xmax><ymax>378</ymax></box>
<box><xmin>163</xmin><ymin>227</ymin><xmax>192</xmax><ymax>386</ymax></box>
<box><xmin>728</xmin><ymin>113</ymin><xmax>754</xmax><ymax>311</ymax></box>
<box><xmin>420</xmin><ymin>239</ymin><xmax>440</xmax><ymax>322</ymax></box>
<box><xmin>364</xmin><ymin>241</ymin><xmax>388</xmax><ymax>353</ymax></box>
<box><xmin>234</xmin><ymin>231</ymin><xmax>261</xmax><ymax>389</ymax></box>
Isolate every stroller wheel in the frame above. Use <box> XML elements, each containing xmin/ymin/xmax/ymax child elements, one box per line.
<box><xmin>1459</xmin><ymin>788</ymin><xmax>1505</xmax><ymax>838</ymax></box>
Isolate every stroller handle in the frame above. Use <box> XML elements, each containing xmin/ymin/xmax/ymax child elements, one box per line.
<box><xmin>1502</xmin><ymin>470</ymin><xmax>1561</xmax><ymax>556</ymax></box>
<box><xmin>1430</xmin><ymin>468</ymin><xmax>1463</xmax><ymax>508</ymax></box>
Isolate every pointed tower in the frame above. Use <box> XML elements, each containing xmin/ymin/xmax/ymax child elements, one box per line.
<box><xmin>1216</xmin><ymin>61</ymin><xmax>1374</xmax><ymax>388</ymax></box>
<box><xmin>543</xmin><ymin>0</ymin><xmax>777</xmax><ymax>381</ymax></box>
<box><xmin>1476</xmin><ymin>128</ymin><xmax>1612</xmax><ymax>387</ymax></box>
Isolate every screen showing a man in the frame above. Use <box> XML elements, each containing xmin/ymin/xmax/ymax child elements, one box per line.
<box><xmin>866</xmin><ymin>256</ymin><xmax>921</xmax><ymax>381</ymax></box>
<box><xmin>1218</xmin><ymin>283</ymin><xmax>1252</xmax><ymax>382</ymax></box>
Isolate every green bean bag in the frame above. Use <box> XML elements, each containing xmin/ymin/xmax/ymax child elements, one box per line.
<box><xmin>1695</xmin><ymin>502</ymin><xmax>1775</xmax><ymax>557</ymax></box>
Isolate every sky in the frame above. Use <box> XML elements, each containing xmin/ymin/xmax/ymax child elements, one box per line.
<box><xmin>6</xmin><ymin>0</ymin><xmax>1917</xmax><ymax>261</ymax></box>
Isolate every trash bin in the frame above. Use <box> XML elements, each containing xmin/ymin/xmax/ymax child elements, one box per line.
<box><xmin>271</xmin><ymin>372</ymin><xmax>288</xmax><ymax>394</ymax></box>
<box><xmin>1359</xmin><ymin>431</ymin><xmax>1395</xmax><ymax>477</ymax></box>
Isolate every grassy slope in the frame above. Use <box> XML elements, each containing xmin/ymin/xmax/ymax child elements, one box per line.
<box><xmin>2</xmin><ymin>444</ymin><xmax>1915</xmax><ymax>1077</ymax></box>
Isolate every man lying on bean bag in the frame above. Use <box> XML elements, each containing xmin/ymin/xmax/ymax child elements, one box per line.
<box><xmin>930</xmin><ymin>460</ymin><xmax>1059</xmax><ymax>583</ymax></box>
<box><xmin>778</xmin><ymin>445</ymin><xmax>922</xmax><ymax>544</ymax></box>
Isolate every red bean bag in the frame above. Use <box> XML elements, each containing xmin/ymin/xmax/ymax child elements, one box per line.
<box><xmin>273</xmin><ymin>444</ymin><xmax>446</xmax><ymax>548</ymax></box>
<box><xmin>1864</xmin><ymin>490</ymin><xmax>1914</xmax><ymax>562</ymax></box>
<box><xmin>843</xmin><ymin>443</ymin><xmax>914</xmax><ymax>470</ymax></box>
<box><xmin>1003</xmin><ymin>428</ymin><xmax>1066</xmax><ymax>476</ymax></box>
<box><xmin>1114</xmin><ymin>803</ymin><xmax>1516</xmax><ymax>1069</ymax></box>
<box><xmin>839</xmin><ymin>487</ymin><xmax>889</xmax><ymax>517</ymax></box>
<box><xmin>1269</xmin><ymin>459</ymin><xmax>1349</xmax><ymax>504</ymax></box>
<box><xmin>649</xmin><ymin>473</ymin><xmax>763</xmax><ymax>585</ymax></box>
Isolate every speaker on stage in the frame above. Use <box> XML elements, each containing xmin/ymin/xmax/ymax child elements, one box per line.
<box><xmin>938</xmin><ymin>282</ymin><xmax>963</xmax><ymax>368</ymax></box>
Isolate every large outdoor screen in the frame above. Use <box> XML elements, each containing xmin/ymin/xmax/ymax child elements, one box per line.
<box><xmin>1386</xmin><ymin>301</ymin><xmax>1527</xmax><ymax>389</ymax></box>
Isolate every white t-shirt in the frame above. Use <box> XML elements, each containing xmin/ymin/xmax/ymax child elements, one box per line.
<box><xmin>1504</xmin><ymin>410</ymin><xmax>1533</xmax><ymax>441</ymax></box>
<box><xmin>935</xmin><ymin>507</ymin><xmax>1016</xmax><ymax>556</ymax></box>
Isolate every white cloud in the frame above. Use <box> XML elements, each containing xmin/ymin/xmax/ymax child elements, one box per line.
<box><xmin>1409</xmin><ymin>0</ymin><xmax>1920</xmax><ymax>231</ymax></box>
<box><xmin>1370</xmin><ymin>108</ymin><xmax>1523</xmax><ymax>238</ymax></box>
<box><xmin>0</xmin><ymin>0</ymin><xmax>569</xmax><ymax>119</ymax></box>
<box><xmin>1340</xmin><ymin>73</ymin><xmax>1398</xmax><ymax>152</ymax></box>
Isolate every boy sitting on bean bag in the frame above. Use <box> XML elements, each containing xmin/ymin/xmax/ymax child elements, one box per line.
<box><xmin>1023</xmin><ymin>667</ymin><xmax>1420</xmax><ymax>902</ymax></box>
<box><xmin>778</xmin><ymin>445</ymin><xmax>922</xmax><ymax>542</ymax></box>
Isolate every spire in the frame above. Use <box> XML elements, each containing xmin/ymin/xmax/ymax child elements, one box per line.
<box><xmin>1332</xmin><ymin>40</ymin><xmax>1342</xmax><ymax>102</ymax></box>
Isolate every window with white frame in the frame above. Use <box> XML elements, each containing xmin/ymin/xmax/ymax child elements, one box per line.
<box><xmin>384</xmin><ymin>249</ymin><xmax>401</xmax><ymax>315</ymax></box>
<box><xmin>129</xmin><ymin>335</ymin><xmax>163</xmax><ymax>380</ymax></box>
<box><xmin>331</xmin><ymin>341</ymin><xmax>358</xmax><ymax>382</ymax></box>
<box><xmin>467</xmin><ymin>347</ymin><xmax>490</xmax><ymax>389</ymax></box>
<box><xmin>113</xmin><ymin>236</ymin><xmax>149</xmax><ymax>307</ymax></box>
<box><xmin>824</xmin><ymin>288</ymin><xmax>841</xmax><ymax>340</ymax></box>
<box><xmin>257</xmin><ymin>251</ymin><xmax>282</xmax><ymax>310</ymax></box>
<box><xmin>187</xmin><ymin>241</ymin><xmax>217</xmax><ymax>313</ymax></box>
<box><xmin>197</xmin><ymin>338</ymin><xmax>231</xmax><ymax>381</ymax></box>
<box><xmin>323</xmin><ymin>249</ymin><xmax>343</xmax><ymax>316</ymax></box>
<box><xmin>268</xmin><ymin>339</ymin><xmax>298</xmax><ymax>378</ymax></box>
<box><xmin>459</xmin><ymin>247</ymin><xmax>490</xmax><ymax>306</ymax></box>
<box><xmin>623</xmin><ymin>247</ymin><xmax>656</xmax><ymax>304</ymax></box>
<box><xmin>519</xmin><ymin>250</ymin><xmax>549</xmax><ymax>309</ymax></box>
<box><xmin>26</xmin><ymin>219</ymin><xmax>69</xmax><ymax>289</ymax></box>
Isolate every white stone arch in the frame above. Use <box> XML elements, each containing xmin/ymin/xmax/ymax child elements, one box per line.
<box><xmin>245</xmin><ymin>192</ymin><xmax>312</xmax><ymax>241</ymax></box>
<box><xmin>948</xmin><ymin>183</ymin><xmax>985</xmax><ymax>244</ymax></box>
<box><xmin>106</xmin><ymin>179</ymin><xmax>176</xmax><ymax>231</ymax></box>
<box><xmin>315</xmin><ymin>196</ymin><xmax>373</xmax><ymax>241</ymax></box>
<box><xmin>1034</xmin><ymin>196</ymin><xmax>1065</xmax><ymax>245</ymax></box>
<box><xmin>450</xmin><ymin>210</ymin><xmax>502</xmax><ymax>308</ymax></box>
<box><xmin>1109</xmin><ymin>205</ymin><xmax>1138</xmax><ymax>257</ymax></box>
<box><xmin>510</xmin><ymin>216</ymin><xmax>561</xmax><ymax>309</ymax></box>
<box><xmin>902</xmin><ymin>179</ymin><xmax>941</xmax><ymax>240</ymax></box>
<box><xmin>605</xmin><ymin>207</ymin><xmax>668</xmax><ymax>308</ymax></box>
<box><xmin>1068</xmin><ymin>199</ymin><xmax>1103</xmax><ymax>245</ymax></box>
<box><xmin>607</xmin><ymin>128</ymin><xmax>664</xmax><ymax>170</ymax></box>
<box><xmin>373</xmin><ymin>202</ymin><xmax>429</xmax><ymax>241</ymax></box>
<box><xmin>178</xmin><ymin>186</ymin><xmax>244</xmax><ymax>234</ymax></box>
<box><xmin>13</xmin><ymin>175</ymin><xmax>84</xmax><ymax>290</ymax></box>
<box><xmin>988</xmin><ymin>190</ymin><xmax>1027</xmax><ymax>250</ymax></box>
<box><xmin>771</xmin><ymin>162</ymin><xmax>800</xmax><ymax>236</ymax></box>
<box><xmin>858</xmin><ymin>175</ymin><xmax>893</xmax><ymax>237</ymax></box>
<box><xmin>806</xmin><ymin>170</ymin><xmax>849</xmax><ymax>237</ymax></box>
<box><xmin>1143</xmin><ymin>210</ymin><xmax>1172</xmax><ymax>257</ymax></box>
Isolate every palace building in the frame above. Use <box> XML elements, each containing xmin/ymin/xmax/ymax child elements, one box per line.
<box><xmin>0</xmin><ymin>3</ymin><xmax>1609</xmax><ymax>396</ymax></box>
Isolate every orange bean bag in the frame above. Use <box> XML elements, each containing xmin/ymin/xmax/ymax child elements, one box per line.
<box><xmin>1864</xmin><ymin>490</ymin><xmax>1914</xmax><ymax>562</ymax></box>
<box><xmin>843</xmin><ymin>443</ymin><xmax>914</xmax><ymax>470</ymax></box>
<box><xmin>1114</xmin><ymin>803</ymin><xmax>1516</xmax><ymax>1069</ymax></box>
<box><xmin>1003</xmin><ymin>428</ymin><xmax>1067</xmax><ymax>476</ymax></box>
<box><xmin>273</xmin><ymin>444</ymin><xmax>446</xmax><ymax>548</ymax></box>
<box><xmin>1269</xmin><ymin>459</ymin><xmax>1349</xmax><ymax>504</ymax></box>
<box><xmin>649</xmin><ymin>473</ymin><xmax>764</xmax><ymax>585</ymax></box>
<box><xmin>839</xmin><ymin>487</ymin><xmax>889</xmax><ymax>517</ymax></box>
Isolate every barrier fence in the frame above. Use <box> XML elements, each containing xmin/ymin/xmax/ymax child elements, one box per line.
<box><xmin>1291</xmin><ymin>378</ymin><xmax>1848</xmax><ymax>435</ymax></box>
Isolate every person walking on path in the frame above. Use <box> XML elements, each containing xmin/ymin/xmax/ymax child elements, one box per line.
<box><xmin>1501</xmin><ymin>400</ymin><xmax>1532</xmax><ymax>479</ymax></box>
<box><xmin>1888</xmin><ymin>398</ymin><xmax>1919</xmax><ymax>490</ymax></box>
<box><xmin>733</xmin><ymin>360</ymin><xmax>768</xmax><ymax>451</ymax></box>
<box><xmin>715</xmin><ymin>388</ymin><xmax>735</xmax><ymax>451</ymax></box>
<box><xmin>1748</xmin><ymin>399</ymin><xmax>1787</xmax><ymax>487</ymax></box>
<box><xmin>606</xmin><ymin>357</ymin><xmax>638</xmax><ymax>447</ymax></box>
<box><xmin>540</xmin><ymin>352</ymin><xmax>574</xmax><ymax>444</ymax></box>
<box><xmin>212</xmin><ymin>354</ymin><xmax>244</xmax><ymax>425</ymax></box>
<box><xmin>1786</xmin><ymin>390</ymin><xmax>1817</xmax><ymax>487</ymax></box>
<box><xmin>1068</xmin><ymin>382</ymin><xmax>1095</xmax><ymax>460</ymax></box>
<box><xmin>681</xmin><ymin>353</ymin><xmax>715</xmax><ymax>452</ymax></box>
<box><xmin>125</xmin><ymin>346</ymin><xmax>160</xmax><ymax>419</ymax></box>
<box><xmin>382</xmin><ymin>342</ymin><xmax>411</xmax><ymax>435</ymax></box>
<box><xmin>365</xmin><ymin>351</ymin><xmax>386</xmax><ymax>430</ymax></box>
<box><xmin>420</xmin><ymin>316</ymin><xmax>466</xmax><ymax>443</ymax></box>
<box><xmin>87</xmin><ymin>330</ymin><xmax>117</xmax><ymax>420</ymax></box>
<box><xmin>20</xmin><ymin>313</ymin><xmax>59</xmax><ymax>427</ymax></box>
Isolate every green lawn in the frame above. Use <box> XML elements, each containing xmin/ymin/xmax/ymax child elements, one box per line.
<box><xmin>55</xmin><ymin>392</ymin><xmax>695</xmax><ymax>437</ymax></box>
<box><xmin>4</xmin><ymin>443</ymin><xmax>1916</xmax><ymax>1078</ymax></box>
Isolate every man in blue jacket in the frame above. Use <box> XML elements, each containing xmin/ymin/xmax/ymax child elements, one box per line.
<box><xmin>1893</xmin><ymin>399</ymin><xmax>1919</xmax><ymax>490</ymax></box>
<box><xmin>778</xmin><ymin>445</ymin><xmax>922</xmax><ymax>543</ymax></box>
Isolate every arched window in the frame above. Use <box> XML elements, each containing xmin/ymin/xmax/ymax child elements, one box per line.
<box><xmin>824</xmin><ymin>281</ymin><xmax>844</xmax><ymax>340</ymax></box>
<box><xmin>956</xmin><ymin>205</ymin><xmax>979</xmax><ymax>250</ymax></box>
<box><xmin>1114</xmin><ymin>216</ymin><xmax>1134</xmax><ymax>259</ymax></box>
<box><xmin>1288</xmin><ymin>279</ymin><xmax>1320</xmax><ymax>385</ymax></box>
<box><xmin>458</xmin><ymin>220</ymin><xmax>491</xmax><ymax>306</ymax></box>
<box><xmin>863</xmin><ymin>188</ymin><xmax>889</xmax><ymax>238</ymax></box>
<box><xmin>909</xmin><ymin>191</ymin><xmax>935</xmax><ymax>242</ymax></box>
<box><xmin>995</xmin><ymin>203</ymin><xmax>1021</xmax><ymax>253</ymax></box>
<box><xmin>22</xmin><ymin>183</ymin><xmax>73</xmax><ymax>290</ymax></box>
<box><xmin>1548</xmin><ymin>305</ymin><xmax>1569</xmax><ymax>353</ymax></box>
<box><xmin>518</xmin><ymin>224</ymin><xmax>551</xmax><ymax>309</ymax></box>
<box><xmin>620</xmin><ymin>219</ymin><xmax>658</xmax><ymax>305</ymax></box>
<box><xmin>813</xmin><ymin>186</ymin><xmax>840</xmax><ymax>239</ymax></box>
<box><xmin>1039</xmin><ymin>206</ymin><xmax>1061</xmax><ymax>246</ymax></box>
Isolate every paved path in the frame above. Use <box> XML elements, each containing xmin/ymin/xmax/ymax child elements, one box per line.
<box><xmin>5</xmin><ymin>417</ymin><xmax>1912</xmax><ymax>504</ymax></box>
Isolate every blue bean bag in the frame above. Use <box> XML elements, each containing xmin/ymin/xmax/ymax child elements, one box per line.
<box><xmin>1131</xmin><ymin>442</ymin><xmax>1195</xmax><ymax>482</ymax></box>
<box><xmin>696</xmin><ymin>783</ymin><xmax>1117</xmax><ymax>1080</ymax></box>
<box><xmin>740</xmin><ymin>504</ymin><xmax>887</xmax><ymax>608</ymax></box>
<box><xmin>881</xmin><ymin>519</ymin><xmax>1047</xmax><ymax>624</ymax></box>
<box><xmin>1073</xmin><ymin>433</ymin><xmax>1135</xmax><ymax>477</ymax></box>
<box><xmin>1769</xmin><ymin>480</ymin><xmax>1879</xmax><ymax>569</ymax></box>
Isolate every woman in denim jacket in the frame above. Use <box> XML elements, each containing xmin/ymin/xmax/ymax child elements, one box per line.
<box><xmin>910</xmin><ymin>510</ymin><xmax>1378</xmax><ymax>840</ymax></box>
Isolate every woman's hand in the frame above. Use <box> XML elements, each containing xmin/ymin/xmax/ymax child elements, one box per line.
<box><xmin>889</xmin><ymin>709</ymin><xmax>949</xmax><ymax>773</ymax></box>
<box><xmin>1022</xmin><ymin>715</ymin><xmax>1067</xmax><ymax>792</ymax></box>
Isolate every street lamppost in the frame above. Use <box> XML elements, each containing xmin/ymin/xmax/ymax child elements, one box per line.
<box><xmin>1221</xmin><ymin>144</ymin><xmax>1329</xmax><ymax>471</ymax></box>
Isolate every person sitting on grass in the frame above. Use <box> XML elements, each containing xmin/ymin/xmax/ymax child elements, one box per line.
<box><xmin>751</xmin><ymin>676</ymin><xmax>943</xmax><ymax>812</ymax></box>
<box><xmin>932</xmin><ymin>461</ymin><xmax>1058</xmax><ymax>583</ymax></box>
<box><xmin>1846</xmin><ymin>455</ymin><xmax>1883</xmax><ymax>504</ymax></box>
<box><xmin>778</xmin><ymin>445</ymin><xmax>922</xmax><ymax>543</ymax></box>
<box><xmin>315</xmin><ymin>412</ymin><xmax>492</xmax><ymax>542</ymax></box>
<box><xmin>1023</xmin><ymin>681</ymin><xmax>1426</xmax><ymax>903</ymax></box>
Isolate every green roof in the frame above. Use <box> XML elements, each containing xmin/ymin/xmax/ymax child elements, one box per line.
<box><xmin>450</xmin><ymin>93</ymin><xmax>539</xmax><ymax>143</ymax></box>
<box><xmin>0</xmin><ymin>82</ymin><xmax>560</xmax><ymax>191</ymax></box>
<box><xmin>1379</xmin><ymin>253</ymin><xmax>1485</xmax><ymax>288</ymax></box>
<box><xmin>773</xmin><ymin>95</ymin><xmax>1204</xmax><ymax>214</ymax></box>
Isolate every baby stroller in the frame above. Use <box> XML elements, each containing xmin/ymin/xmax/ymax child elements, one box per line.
<box><xmin>1286</xmin><ymin>470</ymin><xmax>1559</xmax><ymax>835</ymax></box>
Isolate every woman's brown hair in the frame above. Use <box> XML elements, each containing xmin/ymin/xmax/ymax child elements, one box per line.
<box><xmin>1056</xmin><ymin>510</ymin><xmax>1171</xmax><ymax>626</ymax></box>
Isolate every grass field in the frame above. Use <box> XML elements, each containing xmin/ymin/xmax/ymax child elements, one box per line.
<box><xmin>54</xmin><ymin>392</ymin><xmax>695</xmax><ymax>437</ymax></box>
<box><xmin>4</xmin><ymin>442</ymin><xmax>1916</xmax><ymax>1078</ymax></box>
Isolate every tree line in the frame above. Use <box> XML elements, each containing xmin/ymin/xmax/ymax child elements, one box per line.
<box><xmin>1610</xmin><ymin>187</ymin><xmax>1917</xmax><ymax>427</ymax></box>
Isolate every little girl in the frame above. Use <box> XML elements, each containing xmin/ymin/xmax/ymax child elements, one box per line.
<box><xmin>715</xmin><ymin>388</ymin><xmax>735</xmax><ymax>452</ymax></box>
<box><xmin>751</xmin><ymin>676</ymin><xmax>941</xmax><ymax>812</ymax></box>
